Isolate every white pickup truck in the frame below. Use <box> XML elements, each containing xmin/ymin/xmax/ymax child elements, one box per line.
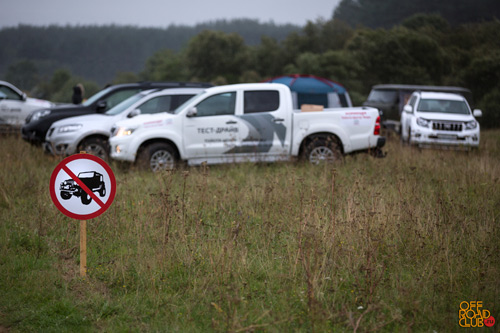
<box><xmin>109</xmin><ymin>83</ymin><xmax>385</xmax><ymax>171</ymax></box>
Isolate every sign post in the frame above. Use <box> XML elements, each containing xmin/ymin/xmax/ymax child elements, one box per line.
<box><xmin>50</xmin><ymin>153</ymin><xmax>116</xmax><ymax>277</ymax></box>
<box><xmin>80</xmin><ymin>220</ymin><xmax>87</xmax><ymax>276</ymax></box>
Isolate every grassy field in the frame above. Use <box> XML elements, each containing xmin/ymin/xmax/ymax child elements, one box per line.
<box><xmin>1</xmin><ymin>131</ymin><xmax>499</xmax><ymax>332</ymax></box>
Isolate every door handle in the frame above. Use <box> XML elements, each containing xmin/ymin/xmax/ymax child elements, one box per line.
<box><xmin>273</xmin><ymin>118</ymin><xmax>285</xmax><ymax>123</ymax></box>
<box><xmin>226</xmin><ymin>121</ymin><xmax>237</xmax><ymax>124</ymax></box>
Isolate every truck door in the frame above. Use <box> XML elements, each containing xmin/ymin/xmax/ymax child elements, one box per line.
<box><xmin>183</xmin><ymin>92</ymin><xmax>242</xmax><ymax>159</ymax></box>
<box><xmin>237</xmin><ymin>89</ymin><xmax>291</xmax><ymax>157</ymax></box>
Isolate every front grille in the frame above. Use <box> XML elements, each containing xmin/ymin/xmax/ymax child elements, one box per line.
<box><xmin>432</xmin><ymin>121</ymin><xmax>462</xmax><ymax>132</ymax></box>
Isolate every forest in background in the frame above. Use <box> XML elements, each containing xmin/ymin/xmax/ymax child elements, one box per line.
<box><xmin>1</xmin><ymin>0</ymin><xmax>500</xmax><ymax>127</ymax></box>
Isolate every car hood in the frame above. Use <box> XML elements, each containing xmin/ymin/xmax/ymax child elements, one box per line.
<box><xmin>52</xmin><ymin>114</ymin><xmax>117</xmax><ymax>130</ymax></box>
<box><xmin>114</xmin><ymin>113</ymin><xmax>175</xmax><ymax>128</ymax></box>
<box><xmin>415</xmin><ymin>112</ymin><xmax>475</xmax><ymax>122</ymax></box>
<box><xmin>26</xmin><ymin>97</ymin><xmax>54</xmax><ymax>107</ymax></box>
<box><xmin>41</xmin><ymin>103</ymin><xmax>92</xmax><ymax>113</ymax></box>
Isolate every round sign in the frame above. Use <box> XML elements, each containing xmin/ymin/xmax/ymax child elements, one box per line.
<box><xmin>50</xmin><ymin>154</ymin><xmax>116</xmax><ymax>220</ymax></box>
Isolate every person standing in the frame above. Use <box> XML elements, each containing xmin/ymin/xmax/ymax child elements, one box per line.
<box><xmin>72</xmin><ymin>83</ymin><xmax>85</xmax><ymax>104</ymax></box>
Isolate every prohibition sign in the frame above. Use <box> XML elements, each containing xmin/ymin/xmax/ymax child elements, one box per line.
<box><xmin>50</xmin><ymin>154</ymin><xmax>116</xmax><ymax>220</ymax></box>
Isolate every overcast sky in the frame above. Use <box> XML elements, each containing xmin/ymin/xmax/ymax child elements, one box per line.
<box><xmin>0</xmin><ymin>0</ymin><xmax>341</xmax><ymax>28</ymax></box>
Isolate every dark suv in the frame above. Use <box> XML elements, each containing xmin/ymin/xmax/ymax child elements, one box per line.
<box><xmin>22</xmin><ymin>81</ymin><xmax>212</xmax><ymax>145</ymax></box>
<box><xmin>60</xmin><ymin>171</ymin><xmax>105</xmax><ymax>205</ymax></box>
<box><xmin>363</xmin><ymin>84</ymin><xmax>473</xmax><ymax>132</ymax></box>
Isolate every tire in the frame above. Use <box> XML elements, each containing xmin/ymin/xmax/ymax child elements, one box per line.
<box><xmin>78</xmin><ymin>137</ymin><xmax>109</xmax><ymax>160</ymax></box>
<box><xmin>407</xmin><ymin>127</ymin><xmax>412</xmax><ymax>146</ymax></box>
<box><xmin>81</xmin><ymin>192</ymin><xmax>92</xmax><ymax>205</ymax></box>
<box><xmin>400</xmin><ymin>127</ymin><xmax>408</xmax><ymax>146</ymax></box>
<box><xmin>60</xmin><ymin>191</ymin><xmax>71</xmax><ymax>200</ymax></box>
<box><xmin>304</xmin><ymin>136</ymin><xmax>343</xmax><ymax>165</ymax></box>
<box><xmin>99</xmin><ymin>186</ymin><xmax>106</xmax><ymax>197</ymax></box>
<box><xmin>137</xmin><ymin>142</ymin><xmax>177</xmax><ymax>172</ymax></box>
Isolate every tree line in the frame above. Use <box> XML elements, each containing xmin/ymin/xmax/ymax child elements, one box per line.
<box><xmin>0</xmin><ymin>20</ymin><xmax>298</xmax><ymax>86</ymax></box>
<box><xmin>2</xmin><ymin>15</ymin><xmax>500</xmax><ymax>127</ymax></box>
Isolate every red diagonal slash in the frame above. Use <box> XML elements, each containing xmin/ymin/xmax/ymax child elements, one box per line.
<box><xmin>62</xmin><ymin>165</ymin><xmax>106</xmax><ymax>207</ymax></box>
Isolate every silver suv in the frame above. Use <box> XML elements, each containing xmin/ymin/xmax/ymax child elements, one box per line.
<box><xmin>45</xmin><ymin>87</ymin><xmax>203</xmax><ymax>159</ymax></box>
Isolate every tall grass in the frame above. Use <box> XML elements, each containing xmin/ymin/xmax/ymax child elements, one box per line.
<box><xmin>1</xmin><ymin>131</ymin><xmax>499</xmax><ymax>331</ymax></box>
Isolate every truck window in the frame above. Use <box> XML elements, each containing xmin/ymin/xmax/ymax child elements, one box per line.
<box><xmin>78</xmin><ymin>172</ymin><xmax>96</xmax><ymax>178</ymax></box>
<box><xmin>0</xmin><ymin>85</ymin><xmax>22</xmax><ymax>100</ymax></box>
<box><xmin>195</xmin><ymin>92</ymin><xmax>236</xmax><ymax>117</ymax></box>
<box><xmin>408</xmin><ymin>96</ymin><xmax>417</xmax><ymax>107</ymax></box>
<box><xmin>244</xmin><ymin>91</ymin><xmax>279</xmax><ymax>114</ymax></box>
<box><xmin>417</xmin><ymin>99</ymin><xmax>470</xmax><ymax>115</ymax></box>
<box><xmin>367</xmin><ymin>89</ymin><xmax>398</xmax><ymax>103</ymax></box>
<box><xmin>298</xmin><ymin>93</ymin><xmax>328</xmax><ymax>109</ymax></box>
<box><xmin>105</xmin><ymin>89</ymin><xmax>141</xmax><ymax>111</ymax></box>
<box><xmin>139</xmin><ymin>96</ymin><xmax>172</xmax><ymax>114</ymax></box>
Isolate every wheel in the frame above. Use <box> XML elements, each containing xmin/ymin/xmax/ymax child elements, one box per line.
<box><xmin>99</xmin><ymin>186</ymin><xmax>106</xmax><ymax>197</ymax></box>
<box><xmin>400</xmin><ymin>126</ymin><xmax>408</xmax><ymax>146</ymax></box>
<box><xmin>60</xmin><ymin>191</ymin><xmax>71</xmax><ymax>200</ymax></box>
<box><xmin>81</xmin><ymin>192</ymin><xmax>92</xmax><ymax>205</ymax></box>
<box><xmin>137</xmin><ymin>142</ymin><xmax>178</xmax><ymax>172</ymax></box>
<box><xmin>304</xmin><ymin>136</ymin><xmax>343</xmax><ymax>165</ymax></box>
<box><xmin>78</xmin><ymin>137</ymin><xmax>109</xmax><ymax>160</ymax></box>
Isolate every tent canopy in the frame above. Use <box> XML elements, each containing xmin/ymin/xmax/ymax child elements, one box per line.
<box><xmin>265</xmin><ymin>74</ymin><xmax>347</xmax><ymax>94</ymax></box>
<box><xmin>265</xmin><ymin>74</ymin><xmax>351</xmax><ymax>108</ymax></box>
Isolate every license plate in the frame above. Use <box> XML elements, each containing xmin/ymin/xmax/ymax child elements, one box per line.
<box><xmin>437</xmin><ymin>134</ymin><xmax>457</xmax><ymax>140</ymax></box>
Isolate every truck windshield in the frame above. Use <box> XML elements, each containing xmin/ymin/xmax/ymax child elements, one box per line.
<box><xmin>417</xmin><ymin>99</ymin><xmax>470</xmax><ymax>115</ymax></box>
<box><xmin>366</xmin><ymin>90</ymin><xmax>398</xmax><ymax>103</ymax></box>
<box><xmin>78</xmin><ymin>172</ymin><xmax>96</xmax><ymax>178</ymax></box>
<box><xmin>174</xmin><ymin>91</ymin><xmax>206</xmax><ymax>114</ymax></box>
<box><xmin>105</xmin><ymin>93</ymin><xmax>145</xmax><ymax>115</ymax></box>
<box><xmin>82</xmin><ymin>87</ymin><xmax>113</xmax><ymax>107</ymax></box>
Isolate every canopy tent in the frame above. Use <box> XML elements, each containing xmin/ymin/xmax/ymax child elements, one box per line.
<box><xmin>265</xmin><ymin>74</ymin><xmax>352</xmax><ymax>109</ymax></box>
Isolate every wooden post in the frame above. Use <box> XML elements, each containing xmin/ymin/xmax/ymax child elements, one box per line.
<box><xmin>80</xmin><ymin>220</ymin><xmax>87</xmax><ymax>277</ymax></box>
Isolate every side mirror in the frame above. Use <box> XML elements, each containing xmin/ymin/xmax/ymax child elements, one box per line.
<box><xmin>128</xmin><ymin>109</ymin><xmax>141</xmax><ymax>118</ymax></box>
<box><xmin>96</xmin><ymin>100</ymin><xmax>107</xmax><ymax>112</ymax></box>
<box><xmin>403</xmin><ymin>105</ymin><xmax>412</xmax><ymax>113</ymax></box>
<box><xmin>473</xmin><ymin>109</ymin><xmax>482</xmax><ymax>117</ymax></box>
<box><xmin>186</xmin><ymin>107</ymin><xmax>197</xmax><ymax>117</ymax></box>
<box><xmin>21</xmin><ymin>92</ymin><xmax>27</xmax><ymax>101</ymax></box>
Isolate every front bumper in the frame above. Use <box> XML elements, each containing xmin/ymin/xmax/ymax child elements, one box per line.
<box><xmin>410</xmin><ymin>129</ymin><xmax>479</xmax><ymax>149</ymax></box>
<box><xmin>60</xmin><ymin>184</ymin><xmax>81</xmax><ymax>194</ymax></box>
<box><xmin>21</xmin><ymin>125</ymin><xmax>44</xmax><ymax>145</ymax></box>
<box><xmin>109</xmin><ymin>137</ymin><xmax>136</xmax><ymax>162</ymax></box>
<box><xmin>44</xmin><ymin>131</ymin><xmax>79</xmax><ymax>155</ymax></box>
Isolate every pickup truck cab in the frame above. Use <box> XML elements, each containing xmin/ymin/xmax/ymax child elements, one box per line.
<box><xmin>109</xmin><ymin>83</ymin><xmax>385</xmax><ymax>171</ymax></box>
<box><xmin>400</xmin><ymin>91</ymin><xmax>481</xmax><ymax>148</ymax></box>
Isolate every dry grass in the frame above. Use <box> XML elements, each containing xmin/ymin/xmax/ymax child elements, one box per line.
<box><xmin>0</xmin><ymin>130</ymin><xmax>499</xmax><ymax>331</ymax></box>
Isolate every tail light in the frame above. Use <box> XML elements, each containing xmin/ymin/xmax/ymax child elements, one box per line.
<box><xmin>374</xmin><ymin>116</ymin><xmax>381</xmax><ymax>135</ymax></box>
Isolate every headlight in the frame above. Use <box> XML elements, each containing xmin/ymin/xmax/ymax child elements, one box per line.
<box><xmin>416</xmin><ymin>117</ymin><xmax>430</xmax><ymax>128</ymax></box>
<box><xmin>114</xmin><ymin>127</ymin><xmax>135</xmax><ymax>137</ymax></box>
<box><xmin>465</xmin><ymin>120</ymin><xmax>477</xmax><ymax>130</ymax></box>
<box><xmin>30</xmin><ymin>109</ymin><xmax>51</xmax><ymax>122</ymax></box>
<box><xmin>58</xmin><ymin>124</ymin><xmax>82</xmax><ymax>133</ymax></box>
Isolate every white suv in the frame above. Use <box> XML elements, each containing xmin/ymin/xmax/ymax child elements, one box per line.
<box><xmin>400</xmin><ymin>91</ymin><xmax>482</xmax><ymax>149</ymax></box>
